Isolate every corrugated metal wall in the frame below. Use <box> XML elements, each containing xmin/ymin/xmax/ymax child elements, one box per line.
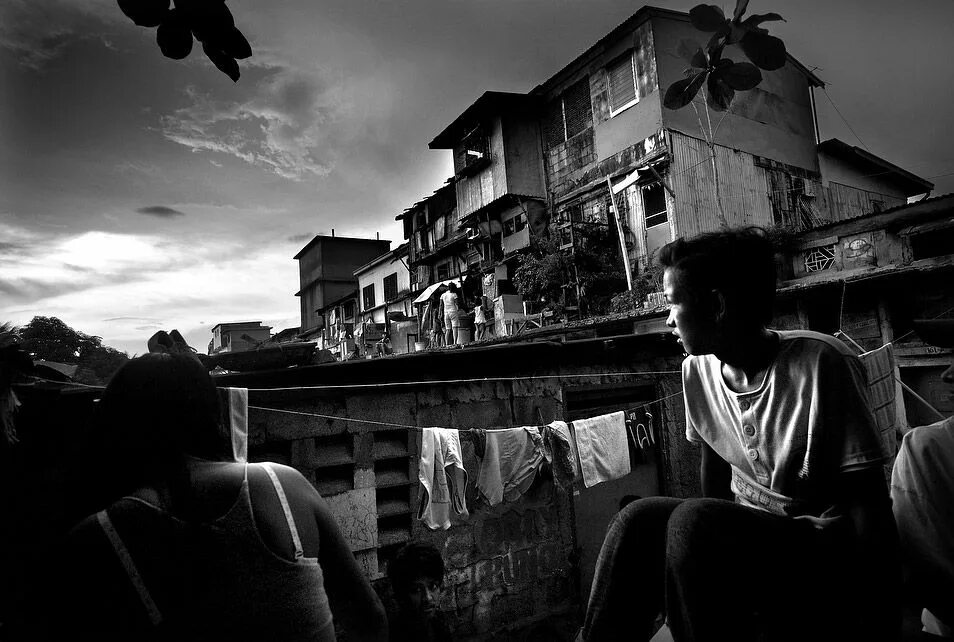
<box><xmin>667</xmin><ymin>130</ymin><xmax>775</xmax><ymax>238</ymax></box>
<box><xmin>819</xmin><ymin>182</ymin><xmax>905</xmax><ymax>224</ymax></box>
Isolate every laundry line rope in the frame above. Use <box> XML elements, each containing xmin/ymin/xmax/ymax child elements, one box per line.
<box><xmin>248</xmin><ymin>389</ymin><xmax>684</xmax><ymax>432</ymax></box>
<box><xmin>242</xmin><ymin>371</ymin><xmax>682</xmax><ymax>392</ymax></box>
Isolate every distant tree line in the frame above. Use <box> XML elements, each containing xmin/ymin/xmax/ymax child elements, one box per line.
<box><xmin>15</xmin><ymin>317</ymin><xmax>129</xmax><ymax>386</ymax></box>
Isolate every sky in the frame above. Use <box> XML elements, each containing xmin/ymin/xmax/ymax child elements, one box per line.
<box><xmin>2</xmin><ymin>0</ymin><xmax>953</xmax><ymax>356</ymax></box>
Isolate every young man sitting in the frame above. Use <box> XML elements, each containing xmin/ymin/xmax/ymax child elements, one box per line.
<box><xmin>582</xmin><ymin>227</ymin><xmax>899</xmax><ymax>641</ymax></box>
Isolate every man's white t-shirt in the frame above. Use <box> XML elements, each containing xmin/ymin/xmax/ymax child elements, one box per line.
<box><xmin>683</xmin><ymin>330</ymin><xmax>884</xmax><ymax>517</ymax></box>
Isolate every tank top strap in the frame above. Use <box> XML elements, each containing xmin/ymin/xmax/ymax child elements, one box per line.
<box><xmin>96</xmin><ymin>510</ymin><xmax>163</xmax><ymax>626</ymax></box>
<box><xmin>258</xmin><ymin>463</ymin><xmax>304</xmax><ymax>560</ymax></box>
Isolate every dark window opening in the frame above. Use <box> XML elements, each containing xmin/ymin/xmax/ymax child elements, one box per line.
<box><xmin>383</xmin><ymin>273</ymin><xmax>398</xmax><ymax>301</ymax></box>
<box><xmin>503</xmin><ymin>212</ymin><xmax>527</xmax><ymax>237</ymax></box>
<box><xmin>436</xmin><ymin>262</ymin><xmax>450</xmax><ymax>281</ymax></box>
<box><xmin>362</xmin><ymin>284</ymin><xmax>375</xmax><ymax>311</ymax></box>
<box><xmin>456</xmin><ymin>127</ymin><xmax>490</xmax><ymax>175</ymax></box>
<box><xmin>344</xmin><ymin>301</ymin><xmax>355</xmax><ymax>320</ymax></box>
<box><xmin>543</xmin><ymin>77</ymin><xmax>592</xmax><ymax>150</ymax></box>
<box><xmin>642</xmin><ymin>184</ymin><xmax>667</xmax><ymax>228</ymax></box>
<box><xmin>911</xmin><ymin>227</ymin><xmax>954</xmax><ymax>261</ymax></box>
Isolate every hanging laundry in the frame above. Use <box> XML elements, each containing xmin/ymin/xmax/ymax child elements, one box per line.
<box><xmin>572</xmin><ymin>411</ymin><xmax>631</xmax><ymax>488</ymax></box>
<box><xmin>475</xmin><ymin>427</ymin><xmax>545</xmax><ymax>506</ymax></box>
<box><xmin>218</xmin><ymin>387</ymin><xmax>248</xmax><ymax>463</ymax></box>
<box><xmin>541</xmin><ymin>421</ymin><xmax>579</xmax><ymax>492</ymax></box>
<box><xmin>859</xmin><ymin>343</ymin><xmax>901</xmax><ymax>459</ymax></box>
<box><xmin>418</xmin><ymin>428</ymin><xmax>469</xmax><ymax>530</ymax></box>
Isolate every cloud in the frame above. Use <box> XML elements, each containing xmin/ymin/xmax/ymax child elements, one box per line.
<box><xmin>288</xmin><ymin>232</ymin><xmax>313</xmax><ymax>243</ymax></box>
<box><xmin>0</xmin><ymin>0</ymin><xmax>119</xmax><ymax>70</ymax></box>
<box><xmin>160</xmin><ymin>60</ymin><xmax>339</xmax><ymax>181</ymax></box>
<box><xmin>136</xmin><ymin>205</ymin><xmax>187</xmax><ymax>218</ymax></box>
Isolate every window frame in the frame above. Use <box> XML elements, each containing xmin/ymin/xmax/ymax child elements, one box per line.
<box><xmin>362</xmin><ymin>284</ymin><xmax>376</xmax><ymax>311</ymax></box>
<box><xmin>641</xmin><ymin>183</ymin><xmax>668</xmax><ymax>229</ymax></box>
<box><xmin>607</xmin><ymin>51</ymin><xmax>639</xmax><ymax>117</ymax></box>
<box><xmin>383</xmin><ymin>272</ymin><xmax>398</xmax><ymax>302</ymax></box>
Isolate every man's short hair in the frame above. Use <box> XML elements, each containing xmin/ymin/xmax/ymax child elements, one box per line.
<box><xmin>388</xmin><ymin>542</ymin><xmax>445</xmax><ymax>593</ymax></box>
<box><xmin>658</xmin><ymin>226</ymin><xmax>777</xmax><ymax>326</ymax></box>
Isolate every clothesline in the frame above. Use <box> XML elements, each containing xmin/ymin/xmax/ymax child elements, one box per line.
<box><xmin>240</xmin><ymin>371</ymin><xmax>682</xmax><ymax>392</ymax></box>
<box><xmin>247</xmin><ymin>389</ymin><xmax>684</xmax><ymax>432</ymax></box>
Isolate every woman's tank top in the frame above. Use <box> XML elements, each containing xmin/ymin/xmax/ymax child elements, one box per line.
<box><xmin>96</xmin><ymin>463</ymin><xmax>334</xmax><ymax>640</ymax></box>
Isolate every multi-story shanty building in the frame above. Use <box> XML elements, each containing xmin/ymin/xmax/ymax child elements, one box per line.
<box><xmin>419</xmin><ymin>6</ymin><xmax>931</xmax><ymax>314</ymax></box>
<box><xmin>294</xmin><ymin>233</ymin><xmax>391</xmax><ymax>343</ymax></box>
<box><xmin>208</xmin><ymin>321</ymin><xmax>271</xmax><ymax>354</ymax></box>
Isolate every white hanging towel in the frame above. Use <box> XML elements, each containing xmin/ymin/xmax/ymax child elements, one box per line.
<box><xmin>226</xmin><ymin>387</ymin><xmax>248</xmax><ymax>463</ymax></box>
<box><xmin>418</xmin><ymin>428</ymin><xmax>469</xmax><ymax>530</ymax></box>
<box><xmin>572</xmin><ymin>411</ymin><xmax>631</xmax><ymax>488</ymax></box>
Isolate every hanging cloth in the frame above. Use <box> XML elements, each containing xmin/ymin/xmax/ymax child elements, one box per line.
<box><xmin>541</xmin><ymin>421</ymin><xmax>579</xmax><ymax>492</ymax></box>
<box><xmin>417</xmin><ymin>428</ymin><xmax>469</xmax><ymax>530</ymax></box>
<box><xmin>572</xmin><ymin>411</ymin><xmax>631</xmax><ymax>488</ymax></box>
<box><xmin>475</xmin><ymin>427</ymin><xmax>545</xmax><ymax>506</ymax></box>
<box><xmin>218</xmin><ymin>387</ymin><xmax>248</xmax><ymax>463</ymax></box>
<box><xmin>858</xmin><ymin>343</ymin><xmax>901</xmax><ymax>459</ymax></box>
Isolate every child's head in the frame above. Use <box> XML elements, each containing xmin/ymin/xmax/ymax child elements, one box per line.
<box><xmin>388</xmin><ymin>542</ymin><xmax>445</xmax><ymax>613</ymax></box>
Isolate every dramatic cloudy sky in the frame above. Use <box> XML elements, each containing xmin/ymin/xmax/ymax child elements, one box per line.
<box><xmin>2</xmin><ymin>0</ymin><xmax>952</xmax><ymax>355</ymax></box>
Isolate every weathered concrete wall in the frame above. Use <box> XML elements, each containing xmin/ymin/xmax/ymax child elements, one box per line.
<box><xmin>652</xmin><ymin>15</ymin><xmax>818</xmax><ymax>172</ymax></box>
<box><xmin>220</xmin><ymin>335</ymin><xmax>691</xmax><ymax>640</ymax></box>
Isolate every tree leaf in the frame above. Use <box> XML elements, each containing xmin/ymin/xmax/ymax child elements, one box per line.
<box><xmin>706</xmin><ymin>24</ymin><xmax>729</xmax><ymax>58</ymax></box>
<box><xmin>689</xmin><ymin>4</ymin><xmax>726</xmax><ymax>32</ymax></box>
<box><xmin>706</xmin><ymin>72</ymin><xmax>734</xmax><ymax>111</ymax></box>
<box><xmin>733</xmin><ymin>0</ymin><xmax>750</xmax><ymax>22</ymax></box>
<box><xmin>690</xmin><ymin>47</ymin><xmax>708</xmax><ymax>69</ymax></box>
<box><xmin>185</xmin><ymin>1</ymin><xmax>234</xmax><ymax>43</ymax></box>
<box><xmin>664</xmin><ymin>71</ymin><xmax>707</xmax><ymax>110</ymax></box>
<box><xmin>216</xmin><ymin>26</ymin><xmax>251</xmax><ymax>59</ymax></box>
<box><xmin>157</xmin><ymin>9</ymin><xmax>193</xmax><ymax>60</ymax></box>
<box><xmin>728</xmin><ymin>23</ymin><xmax>747</xmax><ymax>44</ymax></box>
<box><xmin>117</xmin><ymin>0</ymin><xmax>170</xmax><ymax>27</ymax></box>
<box><xmin>716</xmin><ymin>61</ymin><xmax>762</xmax><ymax>90</ymax></box>
<box><xmin>742</xmin><ymin>13</ymin><xmax>785</xmax><ymax>30</ymax></box>
<box><xmin>740</xmin><ymin>31</ymin><xmax>787</xmax><ymax>70</ymax></box>
<box><xmin>202</xmin><ymin>41</ymin><xmax>240</xmax><ymax>81</ymax></box>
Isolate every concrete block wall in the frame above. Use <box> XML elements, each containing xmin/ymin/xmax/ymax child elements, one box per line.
<box><xmin>223</xmin><ymin>335</ymin><xmax>691</xmax><ymax>639</ymax></box>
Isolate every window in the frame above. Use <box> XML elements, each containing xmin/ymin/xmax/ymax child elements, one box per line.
<box><xmin>559</xmin><ymin>226</ymin><xmax>574</xmax><ymax>248</ymax></box>
<box><xmin>502</xmin><ymin>212</ymin><xmax>527</xmax><ymax>238</ymax></box>
<box><xmin>642</xmin><ymin>184</ymin><xmax>667</xmax><ymax>228</ymax></box>
<box><xmin>344</xmin><ymin>301</ymin><xmax>355</xmax><ymax>320</ymax></box>
<box><xmin>435</xmin><ymin>214</ymin><xmax>447</xmax><ymax>241</ymax></box>
<box><xmin>383</xmin><ymin>273</ymin><xmax>398</xmax><ymax>301</ymax></box>
<box><xmin>608</xmin><ymin>52</ymin><xmax>638</xmax><ymax>115</ymax></box>
<box><xmin>543</xmin><ymin>77</ymin><xmax>593</xmax><ymax>150</ymax></box>
<box><xmin>804</xmin><ymin>245</ymin><xmax>835</xmax><ymax>272</ymax></box>
<box><xmin>514</xmin><ymin>212</ymin><xmax>527</xmax><ymax>233</ymax></box>
<box><xmin>362</xmin><ymin>284</ymin><xmax>375</xmax><ymax>311</ymax></box>
<box><xmin>456</xmin><ymin>127</ymin><xmax>489</xmax><ymax>175</ymax></box>
<box><xmin>436</xmin><ymin>262</ymin><xmax>450</xmax><ymax>281</ymax></box>
<box><xmin>556</xmin><ymin>203</ymin><xmax>583</xmax><ymax>225</ymax></box>
<box><xmin>911</xmin><ymin>227</ymin><xmax>954</xmax><ymax>261</ymax></box>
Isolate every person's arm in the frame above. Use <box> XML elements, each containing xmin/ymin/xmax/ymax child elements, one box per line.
<box><xmin>700</xmin><ymin>442</ymin><xmax>733</xmax><ymax>500</ymax></box>
<box><xmin>836</xmin><ymin>466</ymin><xmax>901</xmax><ymax>641</ymax></box>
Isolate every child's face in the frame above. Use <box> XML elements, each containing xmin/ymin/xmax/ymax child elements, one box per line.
<box><xmin>402</xmin><ymin>576</ymin><xmax>442</xmax><ymax>613</ymax></box>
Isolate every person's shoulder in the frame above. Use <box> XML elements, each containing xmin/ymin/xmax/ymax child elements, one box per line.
<box><xmin>774</xmin><ymin>329</ymin><xmax>854</xmax><ymax>356</ymax></box>
<box><xmin>681</xmin><ymin>353</ymin><xmax>716</xmax><ymax>375</ymax></box>
<box><xmin>901</xmin><ymin>417</ymin><xmax>954</xmax><ymax>454</ymax></box>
